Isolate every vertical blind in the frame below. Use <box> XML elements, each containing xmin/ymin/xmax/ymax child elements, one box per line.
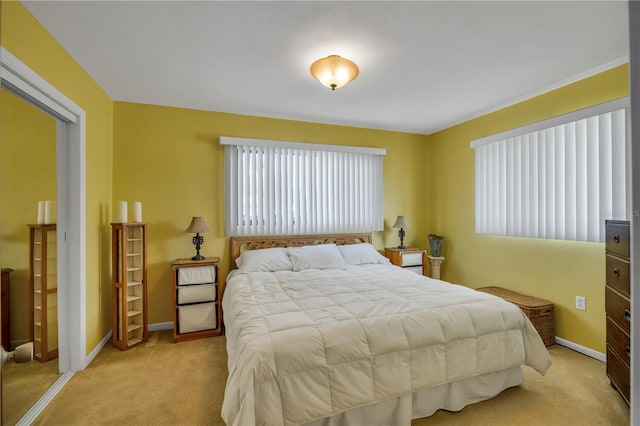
<box><xmin>471</xmin><ymin>98</ymin><xmax>629</xmax><ymax>242</ymax></box>
<box><xmin>221</xmin><ymin>137</ymin><xmax>386</xmax><ymax>236</ymax></box>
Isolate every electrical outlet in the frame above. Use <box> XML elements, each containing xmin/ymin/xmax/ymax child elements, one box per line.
<box><xmin>576</xmin><ymin>296</ymin><xmax>586</xmax><ymax>311</ymax></box>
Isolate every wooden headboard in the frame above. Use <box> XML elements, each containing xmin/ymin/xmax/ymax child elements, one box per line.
<box><xmin>230</xmin><ymin>233</ymin><xmax>371</xmax><ymax>268</ymax></box>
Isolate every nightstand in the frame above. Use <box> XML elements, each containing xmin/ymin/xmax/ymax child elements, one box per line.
<box><xmin>171</xmin><ymin>257</ymin><xmax>222</xmax><ymax>342</ymax></box>
<box><xmin>384</xmin><ymin>247</ymin><xmax>427</xmax><ymax>275</ymax></box>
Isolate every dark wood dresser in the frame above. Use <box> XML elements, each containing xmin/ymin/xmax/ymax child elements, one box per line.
<box><xmin>605</xmin><ymin>220</ymin><xmax>631</xmax><ymax>405</ymax></box>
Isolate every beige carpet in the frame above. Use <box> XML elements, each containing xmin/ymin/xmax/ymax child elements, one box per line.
<box><xmin>3</xmin><ymin>356</ymin><xmax>60</xmax><ymax>426</ymax></box>
<box><xmin>31</xmin><ymin>331</ymin><xmax>629</xmax><ymax>426</ymax></box>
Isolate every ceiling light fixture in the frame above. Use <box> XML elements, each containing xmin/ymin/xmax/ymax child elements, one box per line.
<box><xmin>310</xmin><ymin>55</ymin><xmax>359</xmax><ymax>91</ymax></box>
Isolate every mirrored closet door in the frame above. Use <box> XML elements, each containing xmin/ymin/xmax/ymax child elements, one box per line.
<box><xmin>0</xmin><ymin>87</ymin><xmax>61</xmax><ymax>425</ymax></box>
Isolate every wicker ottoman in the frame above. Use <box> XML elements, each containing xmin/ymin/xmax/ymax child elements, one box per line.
<box><xmin>476</xmin><ymin>286</ymin><xmax>555</xmax><ymax>348</ymax></box>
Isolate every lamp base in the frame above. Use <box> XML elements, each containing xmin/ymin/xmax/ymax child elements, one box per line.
<box><xmin>191</xmin><ymin>254</ymin><xmax>205</xmax><ymax>261</ymax></box>
<box><xmin>397</xmin><ymin>228</ymin><xmax>406</xmax><ymax>250</ymax></box>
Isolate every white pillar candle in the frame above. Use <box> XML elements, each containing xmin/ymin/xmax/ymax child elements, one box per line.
<box><xmin>37</xmin><ymin>201</ymin><xmax>45</xmax><ymax>224</ymax></box>
<box><xmin>132</xmin><ymin>202</ymin><xmax>142</xmax><ymax>222</ymax></box>
<box><xmin>44</xmin><ymin>200</ymin><xmax>56</xmax><ymax>224</ymax></box>
<box><xmin>117</xmin><ymin>201</ymin><xmax>128</xmax><ymax>223</ymax></box>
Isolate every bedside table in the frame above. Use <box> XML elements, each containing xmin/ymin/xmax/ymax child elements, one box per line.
<box><xmin>171</xmin><ymin>257</ymin><xmax>222</xmax><ymax>342</ymax></box>
<box><xmin>384</xmin><ymin>247</ymin><xmax>427</xmax><ymax>275</ymax></box>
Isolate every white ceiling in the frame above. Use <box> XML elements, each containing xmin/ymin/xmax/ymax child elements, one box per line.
<box><xmin>22</xmin><ymin>1</ymin><xmax>629</xmax><ymax>135</ymax></box>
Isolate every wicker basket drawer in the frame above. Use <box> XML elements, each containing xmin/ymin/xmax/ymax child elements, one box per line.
<box><xmin>178</xmin><ymin>302</ymin><xmax>217</xmax><ymax>334</ymax></box>
<box><xmin>399</xmin><ymin>252</ymin><xmax>423</xmax><ymax>266</ymax></box>
<box><xmin>177</xmin><ymin>284</ymin><xmax>217</xmax><ymax>305</ymax></box>
<box><xmin>177</xmin><ymin>265</ymin><xmax>216</xmax><ymax>285</ymax></box>
<box><xmin>476</xmin><ymin>286</ymin><xmax>555</xmax><ymax>347</ymax></box>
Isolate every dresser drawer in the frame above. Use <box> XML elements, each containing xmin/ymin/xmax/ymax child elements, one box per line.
<box><xmin>177</xmin><ymin>284</ymin><xmax>217</xmax><ymax>305</ymax></box>
<box><xmin>605</xmin><ymin>286</ymin><xmax>631</xmax><ymax>334</ymax></box>
<box><xmin>605</xmin><ymin>221</ymin><xmax>630</xmax><ymax>258</ymax></box>
<box><xmin>403</xmin><ymin>265</ymin><xmax>424</xmax><ymax>275</ymax></box>
<box><xmin>606</xmin><ymin>347</ymin><xmax>630</xmax><ymax>404</ymax></box>
<box><xmin>605</xmin><ymin>254</ymin><xmax>630</xmax><ymax>297</ymax></box>
<box><xmin>399</xmin><ymin>251</ymin><xmax>424</xmax><ymax>267</ymax></box>
<box><xmin>178</xmin><ymin>302</ymin><xmax>217</xmax><ymax>334</ymax></box>
<box><xmin>606</xmin><ymin>318</ymin><xmax>630</xmax><ymax>368</ymax></box>
<box><xmin>177</xmin><ymin>265</ymin><xmax>216</xmax><ymax>285</ymax></box>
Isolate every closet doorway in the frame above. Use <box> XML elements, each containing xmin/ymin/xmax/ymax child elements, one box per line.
<box><xmin>0</xmin><ymin>47</ymin><xmax>86</xmax><ymax>424</ymax></box>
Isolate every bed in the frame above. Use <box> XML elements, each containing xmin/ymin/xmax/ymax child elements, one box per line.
<box><xmin>221</xmin><ymin>234</ymin><xmax>551</xmax><ymax>426</ymax></box>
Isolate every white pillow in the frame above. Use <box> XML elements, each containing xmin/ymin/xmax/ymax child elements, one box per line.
<box><xmin>236</xmin><ymin>247</ymin><xmax>293</xmax><ymax>272</ymax></box>
<box><xmin>287</xmin><ymin>244</ymin><xmax>346</xmax><ymax>271</ymax></box>
<box><xmin>338</xmin><ymin>243</ymin><xmax>391</xmax><ymax>265</ymax></box>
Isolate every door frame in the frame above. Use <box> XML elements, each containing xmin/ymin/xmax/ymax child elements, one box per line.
<box><xmin>0</xmin><ymin>44</ymin><xmax>86</xmax><ymax>405</ymax></box>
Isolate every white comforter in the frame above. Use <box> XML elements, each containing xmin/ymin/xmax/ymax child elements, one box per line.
<box><xmin>221</xmin><ymin>264</ymin><xmax>551</xmax><ymax>426</ymax></box>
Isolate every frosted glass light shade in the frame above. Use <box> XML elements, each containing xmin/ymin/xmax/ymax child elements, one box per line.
<box><xmin>310</xmin><ymin>55</ymin><xmax>359</xmax><ymax>90</ymax></box>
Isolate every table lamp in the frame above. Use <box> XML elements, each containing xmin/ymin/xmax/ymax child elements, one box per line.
<box><xmin>392</xmin><ymin>215</ymin><xmax>409</xmax><ymax>249</ymax></box>
<box><xmin>1</xmin><ymin>342</ymin><xmax>33</xmax><ymax>369</ymax></box>
<box><xmin>185</xmin><ymin>216</ymin><xmax>209</xmax><ymax>260</ymax></box>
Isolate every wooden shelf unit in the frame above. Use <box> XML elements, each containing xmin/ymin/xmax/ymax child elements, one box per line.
<box><xmin>28</xmin><ymin>224</ymin><xmax>58</xmax><ymax>362</ymax></box>
<box><xmin>171</xmin><ymin>257</ymin><xmax>222</xmax><ymax>342</ymax></box>
<box><xmin>111</xmin><ymin>223</ymin><xmax>148</xmax><ymax>350</ymax></box>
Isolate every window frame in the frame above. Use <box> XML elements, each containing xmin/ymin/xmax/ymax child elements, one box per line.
<box><xmin>470</xmin><ymin>96</ymin><xmax>630</xmax><ymax>242</ymax></box>
<box><xmin>220</xmin><ymin>136</ymin><xmax>386</xmax><ymax>236</ymax></box>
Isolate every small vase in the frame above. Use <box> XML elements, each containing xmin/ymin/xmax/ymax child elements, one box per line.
<box><xmin>428</xmin><ymin>234</ymin><xmax>445</xmax><ymax>257</ymax></box>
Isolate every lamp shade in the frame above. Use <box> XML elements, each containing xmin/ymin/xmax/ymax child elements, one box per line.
<box><xmin>392</xmin><ymin>216</ymin><xmax>409</xmax><ymax>229</ymax></box>
<box><xmin>310</xmin><ymin>55</ymin><xmax>359</xmax><ymax>90</ymax></box>
<box><xmin>1</xmin><ymin>342</ymin><xmax>33</xmax><ymax>369</ymax></box>
<box><xmin>185</xmin><ymin>216</ymin><xmax>209</xmax><ymax>234</ymax></box>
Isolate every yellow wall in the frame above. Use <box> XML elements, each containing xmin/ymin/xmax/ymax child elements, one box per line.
<box><xmin>1</xmin><ymin>1</ymin><xmax>114</xmax><ymax>353</ymax></box>
<box><xmin>429</xmin><ymin>65</ymin><xmax>629</xmax><ymax>352</ymax></box>
<box><xmin>113</xmin><ymin>102</ymin><xmax>432</xmax><ymax>324</ymax></box>
<box><xmin>0</xmin><ymin>89</ymin><xmax>57</xmax><ymax>348</ymax></box>
<box><xmin>4</xmin><ymin>0</ymin><xmax>625</xmax><ymax>355</ymax></box>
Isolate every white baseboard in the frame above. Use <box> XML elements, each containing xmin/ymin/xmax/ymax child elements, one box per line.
<box><xmin>16</xmin><ymin>371</ymin><xmax>75</xmax><ymax>426</ymax></box>
<box><xmin>555</xmin><ymin>337</ymin><xmax>606</xmax><ymax>362</ymax></box>
<box><xmin>149</xmin><ymin>321</ymin><xmax>173</xmax><ymax>331</ymax></box>
<box><xmin>83</xmin><ymin>322</ymin><xmax>171</xmax><ymax>362</ymax></box>
<box><xmin>81</xmin><ymin>322</ymin><xmax>171</xmax><ymax>369</ymax></box>
<box><xmin>83</xmin><ymin>330</ymin><xmax>112</xmax><ymax>369</ymax></box>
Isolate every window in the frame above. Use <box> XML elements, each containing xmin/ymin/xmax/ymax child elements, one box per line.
<box><xmin>221</xmin><ymin>137</ymin><xmax>386</xmax><ymax>236</ymax></box>
<box><xmin>471</xmin><ymin>97</ymin><xmax>629</xmax><ymax>242</ymax></box>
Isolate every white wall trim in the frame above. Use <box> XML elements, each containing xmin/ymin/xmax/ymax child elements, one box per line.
<box><xmin>470</xmin><ymin>96</ymin><xmax>630</xmax><ymax>149</ymax></box>
<box><xmin>0</xmin><ymin>46</ymin><xmax>87</xmax><ymax>374</ymax></box>
<box><xmin>15</xmin><ymin>371</ymin><xmax>75</xmax><ymax>426</ymax></box>
<box><xmin>555</xmin><ymin>337</ymin><xmax>606</xmax><ymax>362</ymax></box>
<box><xmin>0</xmin><ymin>48</ymin><xmax>77</xmax><ymax>123</ymax></box>
<box><xmin>628</xmin><ymin>2</ymin><xmax>640</xmax><ymax>421</ymax></box>
<box><xmin>149</xmin><ymin>321</ymin><xmax>174</xmax><ymax>332</ymax></box>
<box><xmin>432</xmin><ymin>55</ymin><xmax>629</xmax><ymax>135</ymax></box>
<box><xmin>83</xmin><ymin>331</ymin><xmax>112</xmax><ymax>369</ymax></box>
<box><xmin>220</xmin><ymin>136</ymin><xmax>387</xmax><ymax>156</ymax></box>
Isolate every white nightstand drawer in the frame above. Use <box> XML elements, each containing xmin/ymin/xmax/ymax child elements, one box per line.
<box><xmin>403</xmin><ymin>265</ymin><xmax>424</xmax><ymax>275</ymax></box>
<box><xmin>400</xmin><ymin>252</ymin><xmax>423</xmax><ymax>266</ymax></box>
<box><xmin>178</xmin><ymin>302</ymin><xmax>217</xmax><ymax>333</ymax></box>
<box><xmin>178</xmin><ymin>284</ymin><xmax>217</xmax><ymax>305</ymax></box>
<box><xmin>177</xmin><ymin>265</ymin><xmax>216</xmax><ymax>285</ymax></box>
